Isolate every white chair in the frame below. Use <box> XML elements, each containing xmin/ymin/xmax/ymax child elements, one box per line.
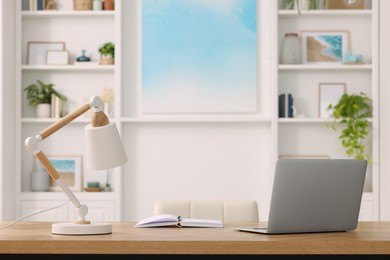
<box><xmin>153</xmin><ymin>199</ymin><xmax>259</xmax><ymax>222</ymax></box>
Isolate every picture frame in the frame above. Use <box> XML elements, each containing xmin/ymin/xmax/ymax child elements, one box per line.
<box><xmin>325</xmin><ymin>0</ymin><xmax>365</xmax><ymax>10</ymax></box>
<box><xmin>279</xmin><ymin>155</ymin><xmax>330</xmax><ymax>159</ymax></box>
<box><xmin>47</xmin><ymin>155</ymin><xmax>83</xmax><ymax>192</ymax></box>
<box><xmin>300</xmin><ymin>30</ymin><xmax>350</xmax><ymax>64</ymax></box>
<box><xmin>319</xmin><ymin>82</ymin><xmax>347</xmax><ymax>118</ymax></box>
<box><xmin>27</xmin><ymin>41</ymin><xmax>65</xmax><ymax>65</ymax></box>
<box><xmin>46</xmin><ymin>50</ymin><xmax>69</xmax><ymax>65</ymax></box>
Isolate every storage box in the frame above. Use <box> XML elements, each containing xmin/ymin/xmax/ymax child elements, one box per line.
<box><xmin>73</xmin><ymin>0</ymin><xmax>92</xmax><ymax>10</ymax></box>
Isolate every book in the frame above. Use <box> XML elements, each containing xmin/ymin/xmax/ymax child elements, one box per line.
<box><xmin>135</xmin><ymin>214</ymin><xmax>224</xmax><ymax>228</ymax></box>
<box><xmin>278</xmin><ymin>93</ymin><xmax>293</xmax><ymax>118</ymax></box>
<box><xmin>22</xmin><ymin>0</ymin><xmax>30</xmax><ymax>11</ymax></box>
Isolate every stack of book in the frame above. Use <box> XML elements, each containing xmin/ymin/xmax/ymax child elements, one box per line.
<box><xmin>278</xmin><ymin>93</ymin><xmax>293</xmax><ymax>118</ymax></box>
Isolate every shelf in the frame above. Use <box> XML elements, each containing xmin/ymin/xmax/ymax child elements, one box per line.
<box><xmin>278</xmin><ymin>118</ymin><xmax>373</xmax><ymax>123</ymax></box>
<box><xmin>21</xmin><ymin>118</ymin><xmax>92</xmax><ymax>123</ymax></box>
<box><xmin>22</xmin><ymin>65</ymin><xmax>115</xmax><ymax>71</ymax></box>
<box><xmin>278</xmin><ymin>64</ymin><xmax>372</xmax><ymax>70</ymax></box>
<box><xmin>278</xmin><ymin>10</ymin><xmax>372</xmax><ymax>17</ymax></box>
<box><xmin>22</xmin><ymin>10</ymin><xmax>115</xmax><ymax>18</ymax></box>
<box><xmin>19</xmin><ymin>191</ymin><xmax>116</xmax><ymax>200</ymax></box>
<box><xmin>121</xmin><ymin>116</ymin><xmax>272</xmax><ymax>123</ymax></box>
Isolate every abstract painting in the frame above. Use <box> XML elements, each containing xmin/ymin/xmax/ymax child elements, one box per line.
<box><xmin>142</xmin><ymin>0</ymin><xmax>258</xmax><ymax>113</ymax></box>
<box><xmin>300</xmin><ymin>30</ymin><xmax>350</xmax><ymax>64</ymax></box>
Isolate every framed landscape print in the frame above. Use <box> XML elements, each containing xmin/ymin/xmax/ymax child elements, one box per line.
<box><xmin>300</xmin><ymin>30</ymin><xmax>350</xmax><ymax>64</ymax></box>
<box><xmin>47</xmin><ymin>155</ymin><xmax>83</xmax><ymax>192</ymax></box>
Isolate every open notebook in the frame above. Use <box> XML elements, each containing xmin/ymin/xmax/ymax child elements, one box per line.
<box><xmin>135</xmin><ymin>214</ymin><xmax>224</xmax><ymax>228</ymax></box>
<box><xmin>239</xmin><ymin>159</ymin><xmax>367</xmax><ymax>234</ymax></box>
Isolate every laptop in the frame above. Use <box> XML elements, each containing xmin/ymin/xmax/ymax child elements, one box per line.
<box><xmin>239</xmin><ymin>158</ymin><xmax>367</xmax><ymax>234</ymax></box>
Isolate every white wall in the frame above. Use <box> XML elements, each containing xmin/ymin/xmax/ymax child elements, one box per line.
<box><xmin>0</xmin><ymin>0</ymin><xmax>15</xmax><ymax>220</ymax></box>
<box><xmin>379</xmin><ymin>0</ymin><xmax>390</xmax><ymax>220</ymax></box>
<box><xmin>120</xmin><ymin>0</ymin><xmax>274</xmax><ymax>221</ymax></box>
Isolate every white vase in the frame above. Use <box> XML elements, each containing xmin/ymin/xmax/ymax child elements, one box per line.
<box><xmin>36</xmin><ymin>103</ymin><xmax>51</xmax><ymax>118</ymax></box>
<box><xmin>31</xmin><ymin>170</ymin><xmax>50</xmax><ymax>192</ymax></box>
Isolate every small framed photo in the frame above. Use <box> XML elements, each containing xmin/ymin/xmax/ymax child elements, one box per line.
<box><xmin>319</xmin><ymin>82</ymin><xmax>346</xmax><ymax>118</ymax></box>
<box><xmin>48</xmin><ymin>155</ymin><xmax>83</xmax><ymax>192</ymax></box>
<box><xmin>46</xmin><ymin>50</ymin><xmax>69</xmax><ymax>65</ymax></box>
<box><xmin>279</xmin><ymin>155</ymin><xmax>330</xmax><ymax>159</ymax></box>
<box><xmin>300</xmin><ymin>30</ymin><xmax>350</xmax><ymax>64</ymax></box>
<box><xmin>27</xmin><ymin>41</ymin><xmax>65</xmax><ymax>65</ymax></box>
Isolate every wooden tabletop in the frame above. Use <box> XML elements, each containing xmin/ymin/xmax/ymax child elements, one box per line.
<box><xmin>1</xmin><ymin>221</ymin><xmax>390</xmax><ymax>254</ymax></box>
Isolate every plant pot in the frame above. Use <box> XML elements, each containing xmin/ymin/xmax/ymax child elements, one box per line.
<box><xmin>100</xmin><ymin>55</ymin><xmax>114</xmax><ymax>65</ymax></box>
<box><xmin>36</xmin><ymin>103</ymin><xmax>51</xmax><ymax>118</ymax></box>
<box><xmin>103</xmin><ymin>0</ymin><xmax>115</xmax><ymax>10</ymax></box>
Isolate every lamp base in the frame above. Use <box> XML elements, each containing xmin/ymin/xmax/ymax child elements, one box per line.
<box><xmin>52</xmin><ymin>222</ymin><xmax>112</xmax><ymax>235</ymax></box>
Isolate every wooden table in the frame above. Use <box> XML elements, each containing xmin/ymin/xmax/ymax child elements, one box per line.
<box><xmin>0</xmin><ymin>221</ymin><xmax>390</xmax><ymax>255</ymax></box>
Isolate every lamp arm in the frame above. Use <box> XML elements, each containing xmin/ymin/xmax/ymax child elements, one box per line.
<box><xmin>24</xmin><ymin>96</ymin><xmax>109</xmax><ymax>224</ymax></box>
<box><xmin>38</xmin><ymin>96</ymin><xmax>106</xmax><ymax>141</ymax></box>
<box><xmin>35</xmin><ymin>150</ymin><xmax>89</xmax><ymax>223</ymax></box>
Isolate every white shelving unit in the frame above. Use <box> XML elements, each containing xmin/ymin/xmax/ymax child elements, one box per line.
<box><xmin>277</xmin><ymin>0</ymin><xmax>379</xmax><ymax>220</ymax></box>
<box><xmin>7</xmin><ymin>0</ymin><xmax>379</xmax><ymax>222</ymax></box>
<box><xmin>14</xmin><ymin>0</ymin><xmax>123</xmax><ymax>221</ymax></box>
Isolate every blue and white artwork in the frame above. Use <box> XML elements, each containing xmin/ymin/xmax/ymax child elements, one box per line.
<box><xmin>302</xmin><ymin>31</ymin><xmax>349</xmax><ymax>63</ymax></box>
<box><xmin>142</xmin><ymin>0</ymin><xmax>257</xmax><ymax>113</ymax></box>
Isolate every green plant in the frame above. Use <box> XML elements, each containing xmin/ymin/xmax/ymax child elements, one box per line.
<box><xmin>98</xmin><ymin>42</ymin><xmax>115</xmax><ymax>58</ymax></box>
<box><xmin>327</xmin><ymin>92</ymin><xmax>372</xmax><ymax>162</ymax></box>
<box><xmin>24</xmin><ymin>80</ymin><xmax>67</xmax><ymax>106</ymax></box>
<box><xmin>280</xmin><ymin>0</ymin><xmax>320</xmax><ymax>13</ymax></box>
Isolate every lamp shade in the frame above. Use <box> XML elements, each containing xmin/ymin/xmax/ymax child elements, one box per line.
<box><xmin>85</xmin><ymin>122</ymin><xmax>128</xmax><ymax>170</ymax></box>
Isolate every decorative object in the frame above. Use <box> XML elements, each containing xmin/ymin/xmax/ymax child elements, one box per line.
<box><xmin>93</xmin><ymin>0</ymin><xmax>102</xmax><ymax>10</ymax></box>
<box><xmin>44</xmin><ymin>0</ymin><xmax>57</xmax><ymax>10</ymax></box>
<box><xmin>47</xmin><ymin>155</ymin><xmax>83</xmax><ymax>192</ymax></box>
<box><xmin>31</xmin><ymin>159</ymin><xmax>50</xmax><ymax>192</ymax></box>
<box><xmin>46</xmin><ymin>50</ymin><xmax>69</xmax><ymax>65</ymax></box>
<box><xmin>24</xmin><ymin>96</ymin><xmax>128</xmax><ymax>235</ymax></box>
<box><xmin>73</xmin><ymin>0</ymin><xmax>92</xmax><ymax>10</ymax></box>
<box><xmin>87</xmin><ymin>181</ymin><xmax>100</xmax><ymax>188</ymax></box>
<box><xmin>142</xmin><ymin>0</ymin><xmax>257</xmax><ymax>113</ymax></box>
<box><xmin>27</xmin><ymin>41</ymin><xmax>65</xmax><ymax>65</ymax></box>
<box><xmin>281</xmin><ymin>32</ymin><xmax>302</xmax><ymax>64</ymax></box>
<box><xmin>325</xmin><ymin>0</ymin><xmax>365</xmax><ymax>10</ymax></box>
<box><xmin>104</xmin><ymin>168</ymin><xmax>112</xmax><ymax>192</ymax></box>
<box><xmin>98</xmin><ymin>42</ymin><xmax>115</xmax><ymax>65</ymax></box>
<box><xmin>51</xmin><ymin>93</ymin><xmax>64</xmax><ymax>118</ymax></box>
<box><xmin>103</xmin><ymin>0</ymin><xmax>115</xmax><ymax>10</ymax></box>
<box><xmin>300</xmin><ymin>30</ymin><xmax>350</xmax><ymax>64</ymax></box>
<box><xmin>319</xmin><ymin>82</ymin><xmax>346</xmax><ymax>118</ymax></box>
<box><xmin>344</xmin><ymin>51</ymin><xmax>364</xmax><ymax>64</ymax></box>
<box><xmin>24</xmin><ymin>80</ymin><xmax>67</xmax><ymax>118</ymax></box>
<box><xmin>280</xmin><ymin>0</ymin><xmax>324</xmax><ymax>12</ymax></box>
<box><xmin>76</xmin><ymin>50</ymin><xmax>91</xmax><ymax>62</ymax></box>
<box><xmin>101</xmin><ymin>86</ymin><xmax>114</xmax><ymax>117</ymax></box>
<box><xmin>327</xmin><ymin>91</ymin><xmax>372</xmax><ymax>161</ymax></box>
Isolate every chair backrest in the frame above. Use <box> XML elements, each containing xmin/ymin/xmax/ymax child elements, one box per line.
<box><xmin>153</xmin><ymin>199</ymin><xmax>259</xmax><ymax>222</ymax></box>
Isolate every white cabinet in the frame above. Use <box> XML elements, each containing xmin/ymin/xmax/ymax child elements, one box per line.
<box><xmin>277</xmin><ymin>0</ymin><xmax>379</xmax><ymax>220</ymax></box>
<box><xmin>15</xmin><ymin>0</ymin><xmax>123</xmax><ymax>221</ymax></box>
<box><xmin>19</xmin><ymin>192</ymin><xmax>116</xmax><ymax>222</ymax></box>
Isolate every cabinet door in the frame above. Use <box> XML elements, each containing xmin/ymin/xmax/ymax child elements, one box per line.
<box><xmin>20</xmin><ymin>200</ymin><xmax>68</xmax><ymax>222</ymax></box>
<box><xmin>68</xmin><ymin>200</ymin><xmax>115</xmax><ymax>222</ymax></box>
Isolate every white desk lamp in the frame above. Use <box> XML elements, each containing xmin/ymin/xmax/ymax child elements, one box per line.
<box><xmin>25</xmin><ymin>96</ymin><xmax>127</xmax><ymax>235</ymax></box>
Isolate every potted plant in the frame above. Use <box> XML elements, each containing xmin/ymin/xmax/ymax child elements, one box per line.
<box><xmin>98</xmin><ymin>41</ymin><xmax>115</xmax><ymax>65</ymax></box>
<box><xmin>327</xmin><ymin>92</ymin><xmax>372</xmax><ymax>162</ymax></box>
<box><xmin>280</xmin><ymin>0</ymin><xmax>321</xmax><ymax>13</ymax></box>
<box><xmin>24</xmin><ymin>80</ymin><xmax>67</xmax><ymax>118</ymax></box>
